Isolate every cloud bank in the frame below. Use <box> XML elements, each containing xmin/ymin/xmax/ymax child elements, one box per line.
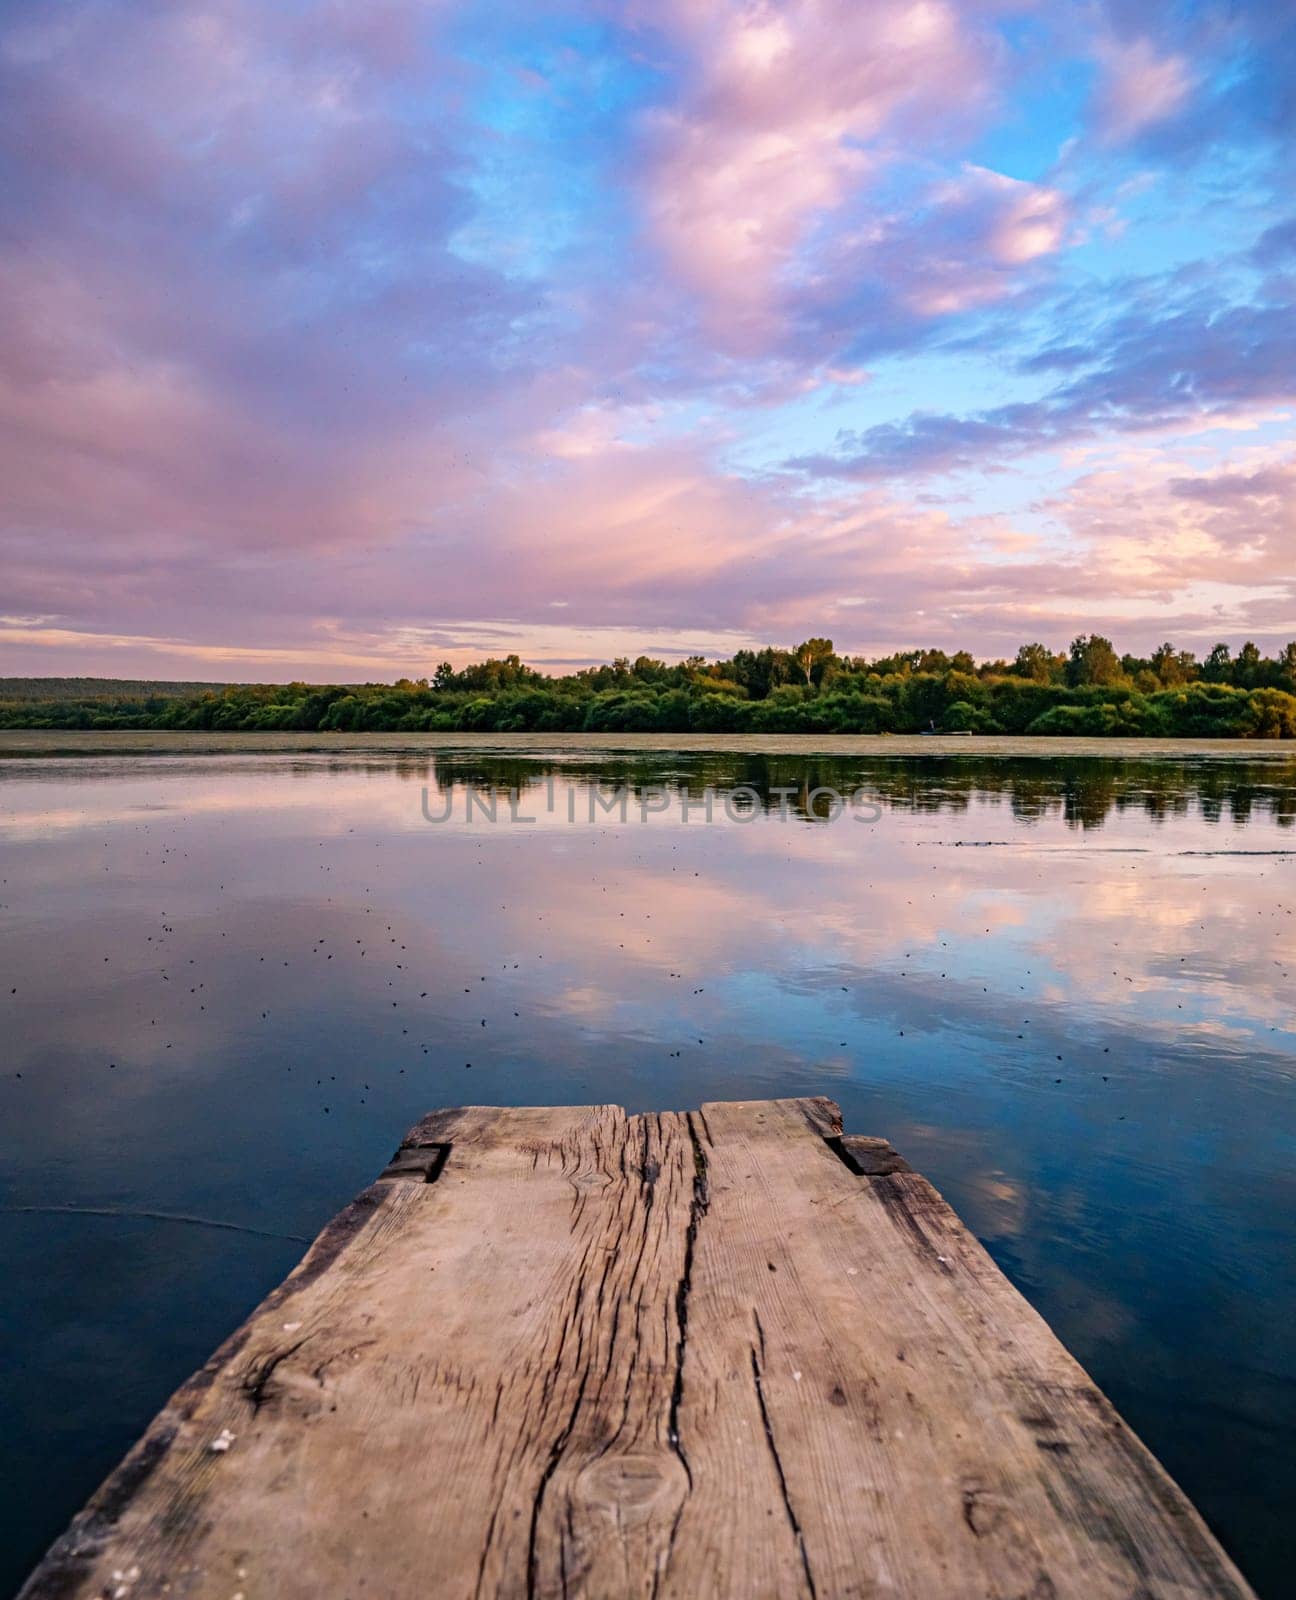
<box><xmin>1</xmin><ymin>0</ymin><xmax>1293</xmax><ymax>676</ymax></box>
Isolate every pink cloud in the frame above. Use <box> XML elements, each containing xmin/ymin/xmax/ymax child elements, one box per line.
<box><xmin>4</xmin><ymin>432</ymin><xmax>1293</xmax><ymax>677</ymax></box>
<box><xmin>1</xmin><ymin>0</ymin><xmax>1291</xmax><ymax>683</ymax></box>
<box><xmin>888</xmin><ymin>166</ymin><xmax>1068</xmax><ymax>316</ymax></box>
<box><xmin>1093</xmin><ymin>34</ymin><xmax>1195</xmax><ymax>143</ymax></box>
<box><xmin>637</xmin><ymin>0</ymin><xmax>1001</xmax><ymax>349</ymax></box>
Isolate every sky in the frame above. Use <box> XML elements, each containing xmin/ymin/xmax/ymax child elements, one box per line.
<box><xmin>1</xmin><ymin>0</ymin><xmax>1294</xmax><ymax>680</ymax></box>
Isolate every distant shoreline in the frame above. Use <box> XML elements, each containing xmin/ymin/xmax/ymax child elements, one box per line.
<box><xmin>1</xmin><ymin>730</ymin><xmax>1292</xmax><ymax>761</ymax></box>
<box><xmin>6</xmin><ymin>645</ymin><xmax>1296</xmax><ymax>739</ymax></box>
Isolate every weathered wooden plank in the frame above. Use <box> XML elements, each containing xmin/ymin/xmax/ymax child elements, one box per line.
<box><xmin>20</xmin><ymin>1098</ymin><xmax>1255</xmax><ymax>1600</ymax></box>
<box><xmin>668</xmin><ymin>1098</ymin><xmax>1255</xmax><ymax>1599</ymax></box>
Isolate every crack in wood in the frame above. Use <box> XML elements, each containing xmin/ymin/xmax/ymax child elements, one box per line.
<box><xmin>650</xmin><ymin>1114</ymin><xmax>711</xmax><ymax>1595</ymax></box>
<box><xmin>667</xmin><ymin>1114</ymin><xmax>709</xmax><ymax>1481</ymax></box>
<box><xmin>526</xmin><ymin>1367</ymin><xmax>592</xmax><ymax>1600</ymax></box>
<box><xmin>749</xmin><ymin>1313</ymin><xmax>818</xmax><ymax>1600</ymax></box>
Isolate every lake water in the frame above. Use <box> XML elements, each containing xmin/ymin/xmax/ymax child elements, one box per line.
<box><xmin>1</xmin><ymin>748</ymin><xmax>1293</xmax><ymax>1596</ymax></box>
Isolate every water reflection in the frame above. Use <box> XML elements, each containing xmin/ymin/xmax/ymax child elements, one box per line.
<box><xmin>422</xmin><ymin>752</ymin><xmax>1296</xmax><ymax>829</ymax></box>
<box><xmin>0</xmin><ymin>751</ymin><xmax>1293</xmax><ymax>1596</ymax></box>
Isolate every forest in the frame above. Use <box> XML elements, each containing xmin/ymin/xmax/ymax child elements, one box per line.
<box><xmin>3</xmin><ymin>636</ymin><xmax>1296</xmax><ymax>737</ymax></box>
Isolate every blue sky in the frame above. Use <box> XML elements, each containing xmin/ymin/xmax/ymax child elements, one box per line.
<box><xmin>0</xmin><ymin>0</ymin><xmax>1293</xmax><ymax>677</ymax></box>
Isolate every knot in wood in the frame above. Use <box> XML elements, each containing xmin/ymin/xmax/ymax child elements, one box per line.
<box><xmin>573</xmin><ymin>1451</ymin><xmax>690</xmax><ymax>1525</ymax></box>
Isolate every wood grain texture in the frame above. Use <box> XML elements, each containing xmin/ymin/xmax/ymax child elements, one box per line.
<box><xmin>20</xmin><ymin>1098</ymin><xmax>1255</xmax><ymax>1600</ymax></box>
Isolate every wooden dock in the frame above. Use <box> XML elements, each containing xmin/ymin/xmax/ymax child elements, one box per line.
<box><xmin>21</xmin><ymin>1098</ymin><xmax>1254</xmax><ymax>1599</ymax></box>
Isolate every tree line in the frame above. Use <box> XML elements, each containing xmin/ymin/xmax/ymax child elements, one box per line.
<box><xmin>0</xmin><ymin>677</ymin><xmax>229</xmax><ymax>702</ymax></box>
<box><xmin>3</xmin><ymin>636</ymin><xmax>1296</xmax><ymax>737</ymax></box>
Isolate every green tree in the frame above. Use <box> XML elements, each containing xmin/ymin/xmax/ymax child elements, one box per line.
<box><xmin>1202</xmin><ymin>643</ymin><xmax>1232</xmax><ymax>683</ymax></box>
<box><xmin>1233</xmin><ymin>641</ymin><xmax>1263</xmax><ymax>688</ymax></box>
<box><xmin>1012</xmin><ymin>642</ymin><xmax>1055</xmax><ymax>682</ymax></box>
<box><xmin>730</xmin><ymin>647</ymin><xmax>793</xmax><ymax>699</ymax></box>
<box><xmin>1066</xmin><ymin>634</ymin><xmax>1124</xmax><ymax>687</ymax></box>
<box><xmin>1150</xmin><ymin>642</ymin><xmax>1194</xmax><ymax>687</ymax></box>
<box><xmin>793</xmin><ymin>638</ymin><xmax>835</xmax><ymax>687</ymax></box>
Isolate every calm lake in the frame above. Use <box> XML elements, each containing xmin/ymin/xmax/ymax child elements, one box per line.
<box><xmin>1</xmin><ymin>746</ymin><xmax>1293</xmax><ymax>1597</ymax></box>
